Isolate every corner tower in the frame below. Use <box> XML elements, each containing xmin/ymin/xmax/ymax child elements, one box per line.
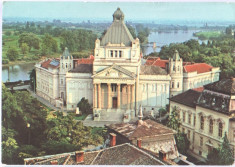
<box><xmin>169</xmin><ymin>50</ymin><xmax>183</xmax><ymax>97</ymax></box>
<box><xmin>59</xmin><ymin>47</ymin><xmax>73</xmax><ymax>104</ymax></box>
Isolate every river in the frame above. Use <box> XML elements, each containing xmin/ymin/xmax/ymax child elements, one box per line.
<box><xmin>2</xmin><ymin>29</ymin><xmax>204</xmax><ymax>82</ymax></box>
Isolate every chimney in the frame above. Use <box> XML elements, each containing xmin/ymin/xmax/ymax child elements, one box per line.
<box><xmin>75</xmin><ymin>151</ymin><xmax>84</xmax><ymax>163</ymax></box>
<box><xmin>159</xmin><ymin>151</ymin><xmax>167</xmax><ymax>161</ymax></box>
<box><xmin>110</xmin><ymin>133</ymin><xmax>116</xmax><ymax>147</ymax></box>
<box><xmin>50</xmin><ymin>160</ymin><xmax>58</xmax><ymax>165</ymax></box>
<box><xmin>137</xmin><ymin>139</ymin><xmax>142</xmax><ymax>148</ymax></box>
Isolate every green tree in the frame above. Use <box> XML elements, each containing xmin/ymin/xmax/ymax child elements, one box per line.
<box><xmin>175</xmin><ymin>132</ymin><xmax>190</xmax><ymax>155</ymax></box>
<box><xmin>218</xmin><ymin>132</ymin><xmax>234</xmax><ymax>165</ymax></box>
<box><xmin>6</xmin><ymin>47</ymin><xmax>19</xmax><ymax>61</ymax></box>
<box><xmin>41</xmin><ymin>33</ymin><xmax>58</xmax><ymax>55</ymax></box>
<box><xmin>2</xmin><ymin>126</ymin><xmax>19</xmax><ymax>164</ymax></box>
<box><xmin>127</xmin><ymin>24</ymin><xmax>136</xmax><ymax>39</ymax></box>
<box><xmin>77</xmin><ymin>97</ymin><xmax>92</xmax><ymax>115</ymax></box>
<box><xmin>5</xmin><ymin>31</ymin><xmax>12</xmax><ymax>36</ymax></box>
<box><xmin>21</xmin><ymin>43</ymin><xmax>29</xmax><ymax>54</ymax></box>
<box><xmin>18</xmin><ymin>33</ymin><xmax>40</xmax><ymax>51</ymax></box>
<box><xmin>167</xmin><ymin>106</ymin><xmax>181</xmax><ymax>132</ymax></box>
<box><xmin>207</xmin><ymin>148</ymin><xmax>220</xmax><ymax>165</ymax></box>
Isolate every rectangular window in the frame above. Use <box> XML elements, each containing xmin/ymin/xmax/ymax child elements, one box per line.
<box><xmin>200</xmin><ymin>137</ymin><xmax>203</xmax><ymax>147</ymax></box>
<box><xmin>183</xmin><ymin>112</ymin><xmax>185</xmax><ymax>122</ymax></box>
<box><xmin>110</xmin><ymin>50</ymin><xmax>113</xmax><ymax>57</ymax></box>
<box><xmin>188</xmin><ymin>114</ymin><xmax>191</xmax><ymax>125</ymax></box>
<box><xmin>187</xmin><ymin>130</ymin><xmax>191</xmax><ymax>140</ymax></box>
<box><xmin>172</xmin><ymin>82</ymin><xmax>174</xmax><ymax>88</ymax></box>
<box><xmin>115</xmin><ymin>51</ymin><xmax>118</xmax><ymax>57</ymax></box>
<box><xmin>194</xmin><ymin>115</ymin><xmax>196</xmax><ymax>126</ymax></box>
<box><xmin>119</xmin><ymin>51</ymin><xmax>122</xmax><ymax>57</ymax></box>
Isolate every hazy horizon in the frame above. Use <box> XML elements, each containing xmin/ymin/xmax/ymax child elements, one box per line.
<box><xmin>3</xmin><ymin>2</ymin><xmax>235</xmax><ymax>24</ymax></box>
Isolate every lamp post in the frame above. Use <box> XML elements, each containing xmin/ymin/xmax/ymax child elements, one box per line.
<box><xmin>27</xmin><ymin>123</ymin><xmax>31</xmax><ymax>145</ymax></box>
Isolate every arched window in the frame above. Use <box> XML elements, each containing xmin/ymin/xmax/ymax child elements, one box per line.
<box><xmin>219</xmin><ymin>122</ymin><xmax>223</xmax><ymax>137</ymax></box>
<box><xmin>200</xmin><ymin>116</ymin><xmax>204</xmax><ymax>130</ymax></box>
<box><xmin>177</xmin><ymin>82</ymin><xmax>180</xmax><ymax>88</ymax></box>
<box><xmin>173</xmin><ymin>65</ymin><xmax>175</xmax><ymax>71</ymax></box>
<box><xmin>209</xmin><ymin>119</ymin><xmax>213</xmax><ymax>134</ymax></box>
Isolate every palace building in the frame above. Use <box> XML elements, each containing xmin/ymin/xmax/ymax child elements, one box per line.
<box><xmin>35</xmin><ymin>8</ymin><xmax>220</xmax><ymax>121</ymax></box>
<box><xmin>169</xmin><ymin>78</ymin><xmax>235</xmax><ymax>161</ymax></box>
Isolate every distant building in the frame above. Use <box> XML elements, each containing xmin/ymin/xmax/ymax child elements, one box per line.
<box><xmin>169</xmin><ymin>78</ymin><xmax>235</xmax><ymax>161</ymax></box>
<box><xmin>35</xmin><ymin>8</ymin><xmax>220</xmax><ymax>122</ymax></box>
<box><xmin>24</xmin><ymin>143</ymin><xmax>167</xmax><ymax>165</ymax></box>
<box><xmin>107</xmin><ymin>119</ymin><xmax>179</xmax><ymax>160</ymax></box>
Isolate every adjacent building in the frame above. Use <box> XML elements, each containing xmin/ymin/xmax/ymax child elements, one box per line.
<box><xmin>169</xmin><ymin>78</ymin><xmax>235</xmax><ymax>161</ymax></box>
<box><xmin>35</xmin><ymin>8</ymin><xmax>220</xmax><ymax>121</ymax></box>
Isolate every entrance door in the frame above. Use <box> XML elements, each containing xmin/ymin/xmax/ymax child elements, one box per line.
<box><xmin>113</xmin><ymin>97</ymin><xmax>117</xmax><ymax>108</ymax></box>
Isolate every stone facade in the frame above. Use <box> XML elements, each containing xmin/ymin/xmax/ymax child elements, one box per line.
<box><xmin>169</xmin><ymin>78</ymin><xmax>235</xmax><ymax>161</ymax></box>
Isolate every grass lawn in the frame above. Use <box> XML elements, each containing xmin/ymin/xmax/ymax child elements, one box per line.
<box><xmin>74</xmin><ymin>114</ymin><xmax>88</xmax><ymax>120</ymax></box>
<box><xmin>91</xmin><ymin>127</ymin><xmax>107</xmax><ymax>135</ymax></box>
<box><xmin>194</xmin><ymin>31</ymin><xmax>221</xmax><ymax>40</ymax></box>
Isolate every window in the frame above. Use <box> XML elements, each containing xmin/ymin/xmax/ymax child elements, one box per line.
<box><xmin>187</xmin><ymin>130</ymin><xmax>191</xmax><ymax>140</ymax></box>
<box><xmin>173</xmin><ymin>65</ymin><xmax>175</xmax><ymax>71</ymax></box>
<box><xmin>200</xmin><ymin>116</ymin><xmax>204</xmax><ymax>130</ymax></box>
<box><xmin>200</xmin><ymin>137</ymin><xmax>203</xmax><ymax>147</ymax></box>
<box><xmin>177</xmin><ymin>82</ymin><xmax>180</xmax><ymax>88</ymax></box>
<box><xmin>119</xmin><ymin>51</ymin><xmax>122</xmax><ymax>57</ymax></box>
<box><xmin>188</xmin><ymin>114</ymin><xmax>191</xmax><ymax>125</ymax></box>
<box><xmin>172</xmin><ymin>82</ymin><xmax>174</xmax><ymax>88</ymax></box>
<box><xmin>112</xmin><ymin>84</ymin><xmax>116</xmax><ymax>92</ymax></box>
<box><xmin>209</xmin><ymin>119</ymin><xmax>213</xmax><ymax>134</ymax></box>
<box><xmin>194</xmin><ymin>115</ymin><xmax>196</xmax><ymax>126</ymax></box>
<box><xmin>115</xmin><ymin>51</ymin><xmax>118</xmax><ymax>57</ymax></box>
<box><xmin>110</xmin><ymin>50</ymin><xmax>113</xmax><ymax>57</ymax></box>
<box><xmin>62</xmin><ymin>63</ymin><xmax>64</xmax><ymax>69</ymax></box>
<box><xmin>183</xmin><ymin>112</ymin><xmax>185</xmax><ymax>122</ymax></box>
<box><xmin>178</xmin><ymin>66</ymin><xmax>180</xmax><ymax>71</ymax></box>
<box><xmin>219</xmin><ymin>122</ymin><xmax>223</xmax><ymax>137</ymax></box>
<box><xmin>66</xmin><ymin>63</ymin><xmax>67</xmax><ymax>68</ymax></box>
<box><xmin>61</xmin><ymin>79</ymin><xmax>63</xmax><ymax>85</ymax></box>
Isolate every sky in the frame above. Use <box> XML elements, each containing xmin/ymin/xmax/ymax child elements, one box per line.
<box><xmin>2</xmin><ymin>1</ymin><xmax>235</xmax><ymax>22</ymax></box>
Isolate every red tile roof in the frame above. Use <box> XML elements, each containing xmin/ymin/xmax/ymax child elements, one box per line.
<box><xmin>193</xmin><ymin>87</ymin><xmax>204</xmax><ymax>92</ymax></box>
<box><xmin>145</xmin><ymin>57</ymin><xmax>168</xmax><ymax>68</ymax></box>
<box><xmin>41</xmin><ymin>59</ymin><xmax>52</xmax><ymax>69</ymax></box>
<box><xmin>183</xmin><ymin>63</ymin><xmax>213</xmax><ymax>74</ymax></box>
<box><xmin>75</xmin><ymin>55</ymin><xmax>94</xmax><ymax>64</ymax></box>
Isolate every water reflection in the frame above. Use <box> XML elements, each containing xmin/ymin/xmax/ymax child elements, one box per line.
<box><xmin>2</xmin><ymin>63</ymin><xmax>35</xmax><ymax>82</ymax></box>
<box><xmin>144</xmin><ymin>30</ymin><xmax>205</xmax><ymax>55</ymax></box>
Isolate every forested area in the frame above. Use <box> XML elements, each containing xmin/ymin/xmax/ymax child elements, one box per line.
<box><xmin>147</xmin><ymin>36</ymin><xmax>235</xmax><ymax>79</ymax></box>
<box><xmin>2</xmin><ymin>22</ymin><xmax>98</xmax><ymax>64</ymax></box>
<box><xmin>2</xmin><ymin>84</ymin><xmax>105</xmax><ymax>164</ymax></box>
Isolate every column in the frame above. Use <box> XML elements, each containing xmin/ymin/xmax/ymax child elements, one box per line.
<box><xmin>127</xmin><ymin>85</ymin><xmax>131</xmax><ymax>109</ymax></box>
<box><xmin>122</xmin><ymin>86</ymin><xmax>125</xmax><ymax>109</ymax></box>
<box><xmin>93</xmin><ymin>84</ymin><xmax>97</xmax><ymax>108</ymax></box>
<box><xmin>117</xmin><ymin>84</ymin><xmax>121</xmax><ymax>109</ymax></box>
<box><xmin>98</xmin><ymin>83</ymin><xmax>101</xmax><ymax>109</ymax></box>
<box><xmin>131</xmin><ymin>85</ymin><xmax>135</xmax><ymax>109</ymax></box>
<box><xmin>107</xmin><ymin>83</ymin><xmax>111</xmax><ymax>109</ymax></box>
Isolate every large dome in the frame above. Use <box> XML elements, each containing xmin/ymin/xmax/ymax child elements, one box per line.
<box><xmin>113</xmin><ymin>7</ymin><xmax>124</xmax><ymax>21</ymax></box>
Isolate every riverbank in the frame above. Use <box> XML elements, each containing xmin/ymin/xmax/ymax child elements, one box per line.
<box><xmin>2</xmin><ymin>60</ymin><xmax>38</xmax><ymax>67</ymax></box>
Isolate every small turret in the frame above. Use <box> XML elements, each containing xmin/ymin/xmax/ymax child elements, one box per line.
<box><xmin>113</xmin><ymin>7</ymin><xmax>124</xmax><ymax>21</ymax></box>
<box><xmin>60</xmin><ymin>47</ymin><xmax>73</xmax><ymax>73</ymax></box>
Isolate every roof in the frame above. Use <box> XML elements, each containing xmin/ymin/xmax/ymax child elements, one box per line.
<box><xmin>100</xmin><ymin>8</ymin><xmax>134</xmax><ymax>46</ymax></box>
<box><xmin>169</xmin><ymin>89</ymin><xmax>201</xmax><ymax>108</ymax></box>
<box><xmin>61</xmin><ymin>47</ymin><xmax>72</xmax><ymax>59</ymax></box>
<box><xmin>41</xmin><ymin>59</ymin><xmax>60</xmax><ymax>69</ymax></box>
<box><xmin>173</xmin><ymin>50</ymin><xmax>180</xmax><ymax>61</ymax></box>
<box><xmin>91</xmin><ymin>143</ymin><xmax>165</xmax><ymax>165</ymax></box>
<box><xmin>69</xmin><ymin>64</ymin><xmax>93</xmax><ymax>73</ymax></box>
<box><xmin>193</xmin><ymin>87</ymin><xmax>204</xmax><ymax>92</ymax></box>
<box><xmin>75</xmin><ymin>55</ymin><xmax>94</xmax><ymax>64</ymax></box>
<box><xmin>183</xmin><ymin>63</ymin><xmax>213</xmax><ymax>74</ymax></box>
<box><xmin>25</xmin><ymin>143</ymin><xmax>166</xmax><ymax>165</ymax></box>
<box><xmin>140</xmin><ymin>65</ymin><xmax>167</xmax><ymax>75</ymax></box>
<box><xmin>204</xmin><ymin>78</ymin><xmax>235</xmax><ymax>95</ymax></box>
<box><xmin>107</xmin><ymin>119</ymin><xmax>175</xmax><ymax>140</ymax></box>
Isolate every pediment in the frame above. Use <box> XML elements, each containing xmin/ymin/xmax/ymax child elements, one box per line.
<box><xmin>92</xmin><ymin>64</ymin><xmax>136</xmax><ymax>79</ymax></box>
